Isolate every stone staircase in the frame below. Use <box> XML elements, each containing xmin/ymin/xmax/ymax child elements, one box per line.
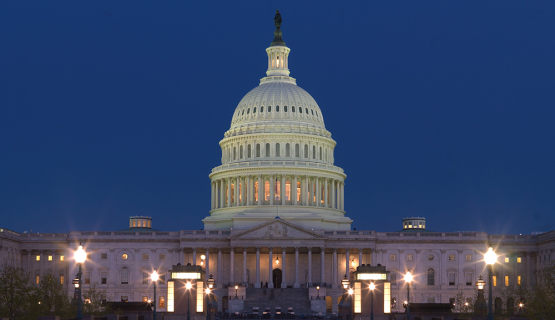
<box><xmin>242</xmin><ymin>288</ymin><xmax>313</xmax><ymax>315</ymax></box>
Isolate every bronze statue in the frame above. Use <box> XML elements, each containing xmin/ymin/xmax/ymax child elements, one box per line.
<box><xmin>271</xmin><ymin>9</ymin><xmax>285</xmax><ymax>46</ymax></box>
<box><xmin>274</xmin><ymin>10</ymin><xmax>282</xmax><ymax>29</ymax></box>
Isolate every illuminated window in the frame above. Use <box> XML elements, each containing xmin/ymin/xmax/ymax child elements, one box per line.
<box><xmin>354</xmin><ymin>282</ymin><xmax>361</xmax><ymax>313</ymax></box>
<box><xmin>196</xmin><ymin>282</ymin><xmax>204</xmax><ymax>312</ymax></box>
<box><xmin>286</xmin><ymin>143</ymin><xmax>290</xmax><ymax>157</ymax></box>
<box><xmin>159</xmin><ymin>296</ymin><xmax>165</xmax><ymax>308</ymax></box>
<box><xmin>466</xmin><ymin>254</ymin><xmax>472</xmax><ymax>261</ymax></box>
<box><xmin>407</xmin><ymin>254</ymin><xmax>413</xmax><ymax>261</ymax></box>
<box><xmin>449</xmin><ymin>255</ymin><xmax>455</xmax><ymax>261</ymax></box>
<box><xmin>121</xmin><ymin>267</ymin><xmax>129</xmax><ymax>284</ymax></box>
<box><xmin>517</xmin><ymin>257</ymin><xmax>522</xmax><ymax>263</ymax></box>
<box><xmin>275</xmin><ymin>180</ymin><xmax>280</xmax><ymax>201</ymax></box>
<box><xmin>36</xmin><ymin>255</ymin><xmax>40</xmax><ymax>261</ymax></box>
<box><xmin>304</xmin><ymin>145</ymin><xmax>308</xmax><ymax>158</ymax></box>
<box><xmin>389</xmin><ymin>254</ymin><xmax>396</xmax><ymax>261</ymax></box>
<box><xmin>133</xmin><ymin>221</ymin><xmax>137</xmax><ymax>227</ymax></box>
<box><xmin>142</xmin><ymin>296</ymin><xmax>148</xmax><ymax>302</ymax></box>
<box><xmin>275</xmin><ymin>143</ymin><xmax>280</xmax><ymax>157</ymax></box>
<box><xmin>505</xmin><ymin>257</ymin><xmax>509</xmax><ymax>263</ymax></box>
<box><xmin>517</xmin><ymin>275</ymin><xmax>521</xmax><ymax>285</ymax></box>
<box><xmin>254</xmin><ymin>181</ymin><xmax>259</xmax><ymax>201</ymax></box>
<box><xmin>60</xmin><ymin>275</ymin><xmax>64</xmax><ymax>284</ymax></box>
<box><xmin>60</xmin><ymin>255</ymin><xmax>64</xmax><ymax>261</ymax></box>
<box><xmin>167</xmin><ymin>282</ymin><xmax>174</xmax><ymax>312</ymax></box>
<box><xmin>505</xmin><ymin>276</ymin><xmax>509</xmax><ymax>286</ymax></box>
<box><xmin>285</xmin><ymin>181</ymin><xmax>291</xmax><ymax>201</ymax></box>
<box><xmin>264</xmin><ymin>181</ymin><xmax>270</xmax><ymax>201</ymax></box>
<box><xmin>36</xmin><ymin>275</ymin><xmax>40</xmax><ymax>284</ymax></box>
<box><xmin>493</xmin><ymin>276</ymin><xmax>497</xmax><ymax>286</ymax></box>
<box><xmin>295</xmin><ymin>144</ymin><xmax>299</xmax><ymax>157</ymax></box>
<box><xmin>383</xmin><ymin>282</ymin><xmax>391</xmax><ymax>313</ymax></box>
<box><xmin>231</xmin><ymin>183</ymin><xmax>234</xmax><ymax>203</ymax></box>
<box><xmin>297</xmin><ymin>181</ymin><xmax>301</xmax><ymax>202</ymax></box>
<box><xmin>48</xmin><ymin>255</ymin><xmax>52</xmax><ymax>261</ymax></box>
<box><xmin>408</xmin><ymin>222</ymin><xmax>412</xmax><ymax>228</ymax></box>
<box><xmin>122</xmin><ymin>254</ymin><xmax>128</xmax><ymax>260</ymax></box>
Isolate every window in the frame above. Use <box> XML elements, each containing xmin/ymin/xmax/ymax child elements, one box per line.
<box><xmin>36</xmin><ymin>255</ymin><xmax>40</xmax><ymax>261</ymax></box>
<box><xmin>261</xmin><ymin>106</ymin><xmax>264</xmax><ymax>112</ymax></box>
<box><xmin>60</xmin><ymin>255</ymin><xmax>64</xmax><ymax>261</ymax></box>
<box><xmin>427</xmin><ymin>268</ymin><xmax>435</xmax><ymax>285</ymax></box>
<box><xmin>406</xmin><ymin>254</ymin><xmax>413</xmax><ymax>261</ymax></box>
<box><xmin>304</xmin><ymin>145</ymin><xmax>308</xmax><ymax>158</ymax></box>
<box><xmin>254</xmin><ymin>181</ymin><xmax>259</xmax><ymax>201</ymax></box>
<box><xmin>264</xmin><ymin>181</ymin><xmax>270</xmax><ymax>201</ymax></box>
<box><xmin>448</xmin><ymin>273</ymin><xmax>456</xmax><ymax>286</ymax></box>
<box><xmin>158</xmin><ymin>274</ymin><xmax>166</xmax><ymax>284</ymax></box>
<box><xmin>465</xmin><ymin>273</ymin><xmax>472</xmax><ymax>286</ymax></box>
<box><xmin>390</xmin><ymin>273</ymin><xmax>397</xmax><ymax>285</ymax></box>
<box><xmin>84</xmin><ymin>272</ymin><xmax>91</xmax><ymax>284</ymax></box>
<box><xmin>142</xmin><ymin>296</ymin><xmax>148</xmax><ymax>302</ymax></box>
<box><xmin>389</xmin><ymin>254</ymin><xmax>396</xmax><ymax>261</ymax></box>
<box><xmin>48</xmin><ymin>255</ymin><xmax>52</xmax><ymax>261</ymax></box>
<box><xmin>121</xmin><ymin>296</ymin><xmax>128</xmax><ymax>302</ymax></box>
<box><xmin>159</xmin><ymin>296</ymin><xmax>165</xmax><ymax>308</ymax></box>
<box><xmin>247</xmin><ymin>108</ymin><xmax>250</xmax><ymax>114</ymax></box>
<box><xmin>428</xmin><ymin>255</ymin><xmax>434</xmax><ymax>261</ymax></box>
<box><xmin>241</xmin><ymin>109</ymin><xmax>244</xmax><ymax>115</ymax></box>
<box><xmin>159</xmin><ymin>254</ymin><xmax>166</xmax><ymax>261</ymax></box>
<box><xmin>449</xmin><ymin>298</ymin><xmax>455</xmax><ymax>306</ymax></box>
<box><xmin>60</xmin><ymin>275</ymin><xmax>64</xmax><ymax>284</ymax></box>
<box><xmin>143</xmin><ymin>272</ymin><xmax>149</xmax><ymax>284</ymax></box>
<box><xmin>295</xmin><ymin>144</ymin><xmax>299</xmax><ymax>157</ymax></box>
<box><xmin>121</xmin><ymin>268</ymin><xmax>129</xmax><ymax>284</ymax></box>
<box><xmin>505</xmin><ymin>257</ymin><xmax>509</xmax><ymax>263</ymax></box>
<box><xmin>101</xmin><ymin>272</ymin><xmax>107</xmax><ymax>284</ymax></box>
<box><xmin>311</xmin><ymin>109</ymin><xmax>314</xmax><ymax>115</ymax></box>
<box><xmin>256</xmin><ymin>144</ymin><xmax>260</xmax><ymax>157</ymax></box>
<box><xmin>143</xmin><ymin>253</ymin><xmax>149</xmax><ymax>260</ymax></box>
<box><xmin>428</xmin><ymin>297</ymin><xmax>435</xmax><ymax>303</ymax></box>
<box><xmin>493</xmin><ymin>276</ymin><xmax>497</xmax><ymax>287</ymax></box>
<box><xmin>466</xmin><ymin>254</ymin><xmax>472</xmax><ymax>261</ymax></box>
<box><xmin>305</xmin><ymin>108</ymin><xmax>308</xmax><ymax>114</ymax></box>
<box><xmin>36</xmin><ymin>275</ymin><xmax>40</xmax><ymax>284</ymax></box>
<box><xmin>253</xmin><ymin>107</ymin><xmax>257</xmax><ymax>113</ymax></box>
<box><xmin>101</xmin><ymin>253</ymin><xmax>108</xmax><ymax>260</ymax></box>
<box><xmin>299</xmin><ymin>107</ymin><xmax>302</xmax><ymax>113</ymax></box>
<box><xmin>268</xmin><ymin>106</ymin><xmax>271</xmax><ymax>112</ymax></box>
<box><xmin>240</xmin><ymin>145</ymin><xmax>243</xmax><ymax>159</ymax></box>
<box><xmin>284</xmin><ymin>106</ymin><xmax>287</xmax><ymax>112</ymax></box>
<box><xmin>517</xmin><ymin>275</ymin><xmax>521</xmax><ymax>286</ymax></box>
<box><xmin>286</xmin><ymin>143</ymin><xmax>290</xmax><ymax>157</ymax></box>
<box><xmin>248</xmin><ymin>145</ymin><xmax>252</xmax><ymax>158</ymax></box>
<box><xmin>168</xmin><ymin>282</ymin><xmax>174</xmax><ymax>312</ymax></box>
<box><xmin>292</xmin><ymin>106</ymin><xmax>295</xmax><ymax>112</ymax></box>
<box><xmin>517</xmin><ymin>257</ymin><xmax>522</xmax><ymax>263</ymax></box>
<box><xmin>276</xmin><ymin>106</ymin><xmax>279</xmax><ymax>112</ymax></box>
<box><xmin>449</xmin><ymin>255</ymin><xmax>455</xmax><ymax>261</ymax></box>
<box><xmin>505</xmin><ymin>275</ymin><xmax>509</xmax><ymax>286</ymax></box>
<box><xmin>275</xmin><ymin>143</ymin><xmax>280</xmax><ymax>157</ymax></box>
<box><xmin>265</xmin><ymin>143</ymin><xmax>270</xmax><ymax>157</ymax></box>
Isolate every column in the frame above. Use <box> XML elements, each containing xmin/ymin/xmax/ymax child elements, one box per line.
<box><xmin>371</xmin><ymin>249</ymin><xmax>375</xmax><ymax>266</ymax></box>
<box><xmin>308</xmin><ymin>247</ymin><xmax>313</xmax><ymax>286</ymax></box>
<box><xmin>281</xmin><ymin>247</ymin><xmax>287</xmax><ymax>288</ymax></box>
<box><xmin>270</xmin><ymin>175</ymin><xmax>275</xmax><ymax>205</ymax></box>
<box><xmin>294</xmin><ymin>247</ymin><xmax>300</xmax><ymax>288</ymax></box>
<box><xmin>241</xmin><ymin>177</ymin><xmax>246</xmax><ymax>206</ymax></box>
<box><xmin>219</xmin><ymin>180</ymin><xmax>224</xmax><ymax>208</ymax></box>
<box><xmin>205</xmin><ymin>247</ymin><xmax>210</xmax><ymax>276</ymax></box>
<box><xmin>331</xmin><ymin>180</ymin><xmax>335</xmax><ymax>209</ymax></box>
<box><xmin>230</xmin><ymin>248</ymin><xmax>235</xmax><ymax>285</ymax></box>
<box><xmin>324</xmin><ymin>179</ymin><xmax>328</xmax><ymax>207</ymax></box>
<box><xmin>293</xmin><ymin>175</ymin><xmax>298</xmax><ymax>205</ymax></box>
<box><xmin>440</xmin><ymin>250</ymin><xmax>447</xmax><ymax>286</ymax></box>
<box><xmin>258</xmin><ymin>175</ymin><xmax>263</xmax><ymax>205</ymax></box>
<box><xmin>526</xmin><ymin>252</ymin><xmax>531</xmax><ymax>286</ymax></box>
<box><xmin>234</xmin><ymin>177</ymin><xmax>239</xmax><ymax>206</ymax></box>
<box><xmin>345</xmin><ymin>249</ymin><xmax>350</xmax><ymax>278</ymax></box>
<box><xmin>458</xmin><ymin>249</ymin><xmax>463</xmax><ymax>287</ymax></box>
<box><xmin>243</xmin><ymin>247</ymin><xmax>248</xmax><ymax>285</ymax></box>
<box><xmin>246</xmin><ymin>176</ymin><xmax>250</xmax><ymax>206</ymax></box>
<box><xmin>358</xmin><ymin>248</ymin><xmax>363</xmax><ymax>266</ymax></box>
<box><xmin>268</xmin><ymin>248</ymin><xmax>274</xmax><ymax>288</ymax></box>
<box><xmin>211</xmin><ymin>182</ymin><xmax>214</xmax><ymax>209</ymax></box>
<box><xmin>217</xmin><ymin>248</ymin><xmax>222</xmax><ymax>287</ymax></box>
<box><xmin>341</xmin><ymin>182</ymin><xmax>345</xmax><ymax>210</ymax></box>
<box><xmin>255</xmin><ymin>247</ymin><xmax>261</xmax><ymax>288</ymax></box>
<box><xmin>192</xmin><ymin>248</ymin><xmax>197</xmax><ymax>265</ymax></box>
<box><xmin>281</xmin><ymin>175</ymin><xmax>286</xmax><ymax>205</ymax></box>
<box><xmin>227</xmin><ymin>178</ymin><xmax>231</xmax><ymax>207</ymax></box>
<box><xmin>316</xmin><ymin>178</ymin><xmax>321</xmax><ymax>206</ymax></box>
<box><xmin>320</xmin><ymin>247</ymin><xmax>326</xmax><ymax>285</ymax></box>
<box><xmin>304</xmin><ymin>176</ymin><xmax>309</xmax><ymax>205</ymax></box>
<box><xmin>332</xmin><ymin>248</ymin><xmax>338</xmax><ymax>288</ymax></box>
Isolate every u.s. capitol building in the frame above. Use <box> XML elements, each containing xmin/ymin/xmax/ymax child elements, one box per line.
<box><xmin>1</xmin><ymin>13</ymin><xmax>554</xmax><ymax>316</ymax></box>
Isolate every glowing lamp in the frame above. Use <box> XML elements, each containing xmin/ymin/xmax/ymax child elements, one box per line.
<box><xmin>207</xmin><ymin>274</ymin><xmax>215</xmax><ymax>289</ymax></box>
<box><xmin>151</xmin><ymin>270</ymin><xmax>159</xmax><ymax>282</ymax></box>
<box><xmin>341</xmin><ymin>274</ymin><xmax>350</xmax><ymax>289</ymax></box>
<box><xmin>276</xmin><ymin>257</ymin><xmax>279</xmax><ymax>265</ymax></box>
<box><xmin>205</xmin><ymin>288</ymin><xmax>211</xmax><ymax>294</ymax></box>
<box><xmin>235</xmin><ymin>285</ymin><xmax>238</xmax><ymax>290</ymax></box>
<box><xmin>404</xmin><ymin>272</ymin><xmax>413</xmax><ymax>283</ymax></box>
<box><xmin>74</xmin><ymin>245</ymin><xmax>86</xmax><ymax>264</ymax></box>
<box><xmin>201</xmin><ymin>254</ymin><xmax>206</xmax><ymax>260</ymax></box>
<box><xmin>348</xmin><ymin>288</ymin><xmax>354</xmax><ymax>295</ymax></box>
<box><xmin>186</xmin><ymin>282</ymin><xmax>192</xmax><ymax>290</ymax></box>
<box><xmin>370</xmin><ymin>282</ymin><xmax>375</xmax><ymax>291</ymax></box>
<box><xmin>476</xmin><ymin>275</ymin><xmax>485</xmax><ymax>290</ymax></box>
<box><xmin>484</xmin><ymin>247</ymin><xmax>497</xmax><ymax>265</ymax></box>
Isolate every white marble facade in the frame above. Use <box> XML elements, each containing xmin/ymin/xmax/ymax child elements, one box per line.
<box><xmin>1</xmin><ymin>22</ymin><xmax>555</xmax><ymax>315</ymax></box>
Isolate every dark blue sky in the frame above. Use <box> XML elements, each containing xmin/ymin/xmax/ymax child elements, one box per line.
<box><xmin>1</xmin><ymin>2</ymin><xmax>554</xmax><ymax>235</ymax></box>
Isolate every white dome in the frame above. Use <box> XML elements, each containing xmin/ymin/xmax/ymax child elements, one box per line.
<box><xmin>230</xmin><ymin>81</ymin><xmax>326</xmax><ymax>131</ymax></box>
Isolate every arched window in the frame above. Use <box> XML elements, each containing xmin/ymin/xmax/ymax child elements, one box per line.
<box><xmin>268</xmin><ymin>106</ymin><xmax>272</xmax><ymax>112</ymax></box>
<box><xmin>284</xmin><ymin>106</ymin><xmax>288</xmax><ymax>112</ymax></box>
<box><xmin>253</xmin><ymin>107</ymin><xmax>257</xmax><ymax>113</ymax></box>
<box><xmin>231</xmin><ymin>183</ymin><xmax>235</xmax><ymax>203</ymax></box>
<box><xmin>254</xmin><ymin>181</ymin><xmax>259</xmax><ymax>201</ymax></box>
<box><xmin>285</xmin><ymin>180</ymin><xmax>291</xmax><ymax>201</ymax></box>
<box><xmin>299</xmin><ymin>107</ymin><xmax>302</xmax><ymax>114</ymax></box>
<box><xmin>427</xmin><ymin>268</ymin><xmax>435</xmax><ymax>286</ymax></box>
<box><xmin>248</xmin><ymin>145</ymin><xmax>252</xmax><ymax>158</ymax></box>
<box><xmin>247</xmin><ymin>108</ymin><xmax>250</xmax><ymax>114</ymax></box>
<box><xmin>240</xmin><ymin>145</ymin><xmax>243</xmax><ymax>159</ymax></box>
<box><xmin>292</xmin><ymin>106</ymin><xmax>295</xmax><ymax>112</ymax></box>
<box><xmin>319</xmin><ymin>147</ymin><xmax>322</xmax><ymax>160</ymax></box>
<box><xmin>233</xmin><ymin>147</ymin><xmax>236</xmax><ymax>160</ymax></box>
<box><xmin>304</xmin><ymin>145</ymin><xmax>308</xmax><ymax>158</ymax></box>
<box><xmin>121</xmin><ymin>267</ymin><xmax>129</xmax><ymax>284</ymax></box>
<box><xmin>313</xmin><ymin>146</ymin><xmax>316</xmax><ymax>159</ymax></box>
<box><xmin>275</xmin><ymin>143</ymin><xmax>280</xmax><ymax>157</ymax></box>
<box><xmin>305</xmin><ymin>108</ymin><xmax>308</xmax><ymax>114</ymax></box>
<box><xmin>264</xmin><ymin>181</ymin><xmax>270</xmax><ymax>201</ymax></box>
<box><xmin>261</xmin><ymin>106</ymin><xmax>264</xmax><ymax>113</ymax></box>
<box><xmin>286</xmin><ymin>143</ymin><xmax>290</xmax><ymax>157</ymax></box>
<box><xmin>256</xmin><ymin>144</ymin><xmax>260</xmax><ymax>157</ymax></box>
<box><xmin>266</xmin><ymin>143</ymin><xmax>270</xmax><ymax>157</ymax></box>
<box><xmin>242</xmin><ymin>109</ymin><xmax>245</xmax><ymax>115</ymax></box>
<box><xmin>295</xmin><ymin>144</ymin><xmax>300</xmax><ymax>157</ymax></box>
<box><xmin>276</xmin><ymin>106</ymin><xmax>280</xmax><ymax>112</ymax></box>
<box><xmin>311</xmin><ymin>109</ymin><xmax>314</xmax><ymax>115</ymax></box>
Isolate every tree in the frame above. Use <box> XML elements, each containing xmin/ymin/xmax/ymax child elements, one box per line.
<box><xmin>453</xmin><ymin>290</ymin><xmax>472</xmax><ymax>316</ymax></box>
<box><xmin>0</xmin><ymin>262</ymin><xmax>34</xmax><ymax>320</ymax></box>
<box><xmin>83</xmin><ymin>284</ymin><xmax>112</xmax><ymax>315</ymax></box>
<box><xmin>525</xmin><ymin>262</ymin><xmax>555</xmax><ymax>320</ymax></box>
<box><xmin>28</xmin><ymin>273</ymin><xmax>74</xmax><ymax>319</ymax></box>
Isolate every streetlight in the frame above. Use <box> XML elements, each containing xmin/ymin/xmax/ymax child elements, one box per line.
<box><xmin>347</xmin><ymin>288</ymin><xmax>354</xmax><ymax>320</ymax></box>
<box><xmin>235</xmin><ymin>285</ymin><xmax>239</xmax><ymax>299</ymax></box>
<box><xmin>201</xmin><ymin>254</ymin><xmax>206</xmax><ymax>266</ymax></box>
<box><xmin>404</xmin><ymin>272</ymin><xmax>413</xmax><ymax>320</ymax></box>
<box><xmin>316</xmin><ymin>286</ymin><xmax>320</xmax><ymax>299</ymax></box>
<box><xmin>369</xmin><ymin>282</ymin><xmax>375</xmax><ymax>320</ymax></box>
<box><xmin>474</xmin><ymin>275</ymin><xmax>487</xmax><ymax>316</ymax></box>
<box><xmin>484</xmin><ymin>247</ymin><xmax>497</xmax><ymax>320</ymax></box>
<box><xmin>74</xmin><ymin>245</ymin><xmax>87</xmax><ymax>320</ymax></box>
<box><xmin>206</xmin><ymin>274</ymin><xmax>215</xmax><ymax>320</ymax></box>
<box><xmin>151</xmin><ymin>271</ymin><xmax>159</xmax><ymax>320</ymax></box>
<box><xmin>186</xmin><ymin>282</ymin><xmax>192</xmax><ymax>320</ymax></box>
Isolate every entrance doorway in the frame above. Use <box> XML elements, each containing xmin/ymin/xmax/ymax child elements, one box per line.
<box><xmin>273</xmin><ymin>268</ymin><xmax>282</xmax><ymax>288</ymax></box>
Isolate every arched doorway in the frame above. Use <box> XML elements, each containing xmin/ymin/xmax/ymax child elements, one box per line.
<box><xmin>494</xmin><ymin>297</ymin><xmax>502</xmax><ymax>313</ymax></box>
<box><xmin>273</xmin><ymin>269</ymin><xmax>282</xmax><ymax>288</ymax></box>
<box><xmin>507</xmin><ymin>297</ymin><xmax>515</xmax><ymax>314</ymax></box>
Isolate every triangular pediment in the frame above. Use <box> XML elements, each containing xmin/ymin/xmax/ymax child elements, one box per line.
<box><xmin>230</xmin><ymin>219</ymin><xmax>325</xmax><ymax>240</ymax></box>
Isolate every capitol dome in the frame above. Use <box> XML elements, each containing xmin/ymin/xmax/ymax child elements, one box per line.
<box><xmin>204</xmin><ymin>16</ymin><xmax>351</xmax><ymax>231</ymax></box>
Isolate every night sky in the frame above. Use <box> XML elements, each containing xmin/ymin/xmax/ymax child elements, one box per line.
<box><xmin>1</xmin><ymin>2</ymin><xmax>554</xmax><ymax>235</ymax></box>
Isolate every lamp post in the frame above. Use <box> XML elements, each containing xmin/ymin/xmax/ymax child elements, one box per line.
<box><xmin>342</xmin><ymin>275</ymin><xmax>350</xmax><ymax>320</ymax></box>
<box><xmin>404</xmin><ymin>272</ymin><xmax>413</xmax><ymax>320</ymax></box>
<box><xmin>369</xmin><ymin>282</ymin><xmax>375</xmax><ymax>320</ymax></box>
<box><xmin>316</xmin><ymin>286</ymin><xmax>320</xmax><ymax>299</ymax></box>
<box><xmin>474</xmin><ymin>275</ymin><xmax>487</xmax><ymax>316</ymax></box>
<box><xmin>235</xmin><ymin>285</ymin><xmax>238</xmax><ymax>299</ymax></box>
<box><xmin>186</xmin><ymin>282</ymin><xmax>192</xmax><ymax>320</ymax></box>
<box><xmin>206</xmin><ymin>274</ymin><xmax>215</xmax><ymax>320</ymax></box>
<box><xmin>74</xmin><ymin>245</ymin><xmax>87</xmax><ymax>320</ymax></box>
<box><xmin>347</xmin><ymin>288</ymin><xmax>354</xmax><ymax>320</ymax></box>
<box><xmin>484</xmin><ymin>247</ymin><xmax>497</xmax><ymax>320</ymax></box>
<box><xmin>151</xmin><ymin>271</ymin><xmax>159</xmax><ymax>320</ymax></box>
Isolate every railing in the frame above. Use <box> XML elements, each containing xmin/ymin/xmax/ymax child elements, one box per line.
<box><xmin>211</xmin><ymin>161</ymin><xmax>345</xmax><ymax>174</ymax></box>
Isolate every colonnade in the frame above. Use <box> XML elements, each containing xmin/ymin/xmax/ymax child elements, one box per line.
<box><xmin>211</xmin><ymin>174</ymin><xmax>344</xmax><ymax>211</ymax></box>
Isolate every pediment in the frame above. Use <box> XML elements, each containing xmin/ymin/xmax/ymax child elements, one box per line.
<box><xmin>230</xmin><ymin>219</ymin><xmax>325</xmax><ymax>240</ymax></box>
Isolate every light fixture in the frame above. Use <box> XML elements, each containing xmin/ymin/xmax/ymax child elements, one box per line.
<box><xmin>484</xmin><ymin>247</ymin><xmax>497</xmax><ymax>265</ymax></box>
<box><xmin>404</xmin><ymin>272</ymin><xmax>413</xmax><ymax>283</ymax></box>
<box><xmin>207</xmin><ymin>274</ymin><xmax>215</xmax><ymax>289</ymax></box>
<box><xmin>148</xmin><ymin>299</ymin><xmax>151</xmax><ymax>303</ymax></box>
<box><xmin>465</xmin><ymin>302</ymin><xmax>469</xmax><ymax>306</ymax></box>
<box><xmin>342</xmin><ymin>274</ymin><xmax>350</xmax><ymax>289</ymax></box>
<box><xmin>519</xmin><ymin>303</ymin><xmax>523</xmax><ymax>308</ymax></box>
<box><xmin>276</xmin><ymin>257</ymin><xmax>279</xmax><ymax>265</ymax></box>
<box><xmin>201</xmin><ymin>254</ymin><xmax>206</xmax><ymax>260</ymax></box>
<box><xmin>235</xmin><ymin>285</ymin><xmax>238</xmax><ymax>290</ymax></box>
<box><xmin>205</xmin><ymin>288</ymin><xmax>211</xmax><ymax>294</ymax></box>
<box><xmin>151</xmin><ymin>271</ymin><xmax>159</xmax><ymax>282</ymax></box>
<box><xmin>74</xmin><ymin>245</ymin><xmax>86</xmax><ymax>264</ymax></box>
<box><xmin>186</xmin><ymin>282</ymin><xmax>192</xmax><ymax>290</ymax></box>
<box><xmin>476</xmin><ymin>275</ymin><xmax>485</xmax><ymax>290</ymax></box>
<box><xmin>351</xmin><ymin>260</ymin><xmax>356</xmax><ymax>267</ymax></box>
<box><xmin>348</xmin><ymin>288</ymin><xmax>354</xmax><ymax>295</ymax></box>
<box><xmin>370</xmin><ymin>282</ymin><xmax>375</xmax><ymax>291</ymax></box>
